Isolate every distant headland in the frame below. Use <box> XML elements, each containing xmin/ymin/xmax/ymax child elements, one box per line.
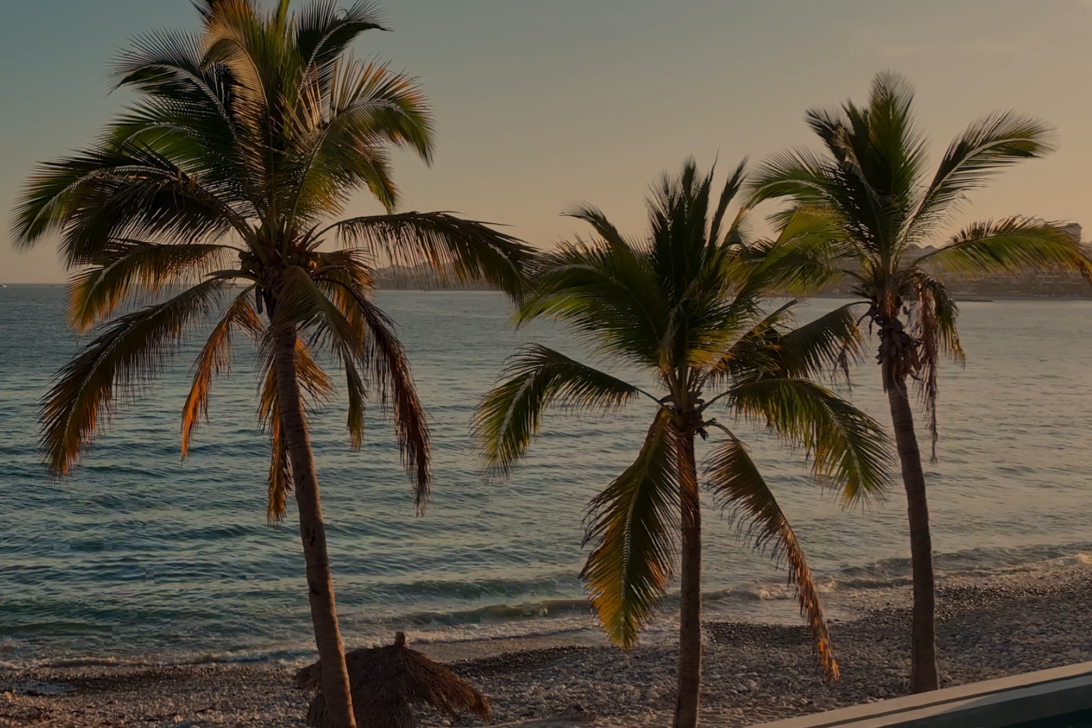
<box><xmin>815</xmin><ymin>223</ymin><xmax>1092</xmax><ymax>300</ymax></box>
<box><xmin>375</xmin><ymin>223</ymin><xmax>1092</xmax><ymax>299</ymax></box>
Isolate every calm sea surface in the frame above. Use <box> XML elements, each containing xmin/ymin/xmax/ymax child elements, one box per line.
<box><xmin>2</xmin><ymin>287</ymin><xmax>1092</xmax><ymax>666</ymax></box>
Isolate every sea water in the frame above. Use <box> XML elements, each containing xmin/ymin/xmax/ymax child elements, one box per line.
<box><xmin>2</xmin><ymin>287</ymin><xmax>1092</xmax><ymax>667</ymax></box>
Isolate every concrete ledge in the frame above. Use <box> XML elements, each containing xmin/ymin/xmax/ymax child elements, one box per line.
<box><xmin>754</xmin><ymin>660</ymin><xmax>1092</xmax><ymax>727</ymax></box>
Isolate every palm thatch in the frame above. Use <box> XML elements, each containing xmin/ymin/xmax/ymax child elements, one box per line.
<box><xmin>297</xmin><ymin>632</ymin><xmax>493</xmax><ymax>728</ymax></box>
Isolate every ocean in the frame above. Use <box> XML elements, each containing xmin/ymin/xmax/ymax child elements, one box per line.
<box><xmin>3</xmin><ymin>286</ymin><xmax>1092</xmax><ymax>668</ymax></box>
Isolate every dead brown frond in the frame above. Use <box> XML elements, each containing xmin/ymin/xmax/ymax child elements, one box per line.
<box><xmin>258</xmin><ymin>337</ymin><xmax>333</xmax><ymax>522</ymax></box>
<box><xmin>182</xmin><ymin>287</ymin><xmax>262</xmax><ymax>457</ymax></box>
<box><xmin>707</xmin><ymin>433</ymin><xmax>839</xmax><ymax>681</ymax></box>
<box><xmin>297</xmin><ymin>632</ymin><xmax>492</xmax><ymax>728</ymax></box>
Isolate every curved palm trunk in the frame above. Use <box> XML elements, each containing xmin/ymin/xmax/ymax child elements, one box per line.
<box><xmin>674</xmin><ymin>431</ymin><xmax>702</xmax><ymax>728</ymax></box>
<box><xmin>884</xmin><ymin>369</ymin><xmax>939</xmax><ymax>693</ymax></box>
<box><xmin>273</xmin><ymin>325</ymin><xmax>358</xmax><ymax>728</ymax></box>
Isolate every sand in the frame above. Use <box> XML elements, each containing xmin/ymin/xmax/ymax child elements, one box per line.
<box><xmin>5</xmin><ymin>563</ymin><xmax>1092</xmax><ymax>727</ymax></box>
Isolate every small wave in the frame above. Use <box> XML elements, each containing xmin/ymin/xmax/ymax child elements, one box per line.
<box><xmin>405</xmin><ymin>619</ymin><xmax>600</xmax><ymax>647</ymax></box>
<box><xmin>754</xmin><ymin>586</ymin><xmax>792</xmax><ymax>601</ymax></box>
<box><xmin>8</xmin><ymin>542</ymin><xmax>1092</xmax><ymax>671</ymax></box>
<box><xmin>8</xmin><ymin>649</ymin><xmax>318</xmax><ymax>672</ymax></box>
<box><xmin>394</xmin><ymin>597</ymin><xmax>593</xmax><ymax>627</ymax></box>
<box><xmin>53</xmin><ymin>656</ymin><xmax>167</xmax><ymax>668</ymax></box>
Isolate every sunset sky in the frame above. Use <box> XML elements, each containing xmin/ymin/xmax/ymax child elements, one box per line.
<box><xmin>2</xmin><ymin>0</ymin><xmax>1090</xmax><ymax>283</ymax></box>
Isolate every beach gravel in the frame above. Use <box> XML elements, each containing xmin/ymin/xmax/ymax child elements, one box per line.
<box><xmin>4</xmin><ymin>565</ymin><xmax>1092</xmax><ymax>727</ymax></box>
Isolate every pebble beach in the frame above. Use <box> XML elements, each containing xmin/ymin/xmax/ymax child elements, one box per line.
<box><xmin>5</xmin><ymin>561</ymin><xmax>1092</xmax><ymax>728</ymax></box>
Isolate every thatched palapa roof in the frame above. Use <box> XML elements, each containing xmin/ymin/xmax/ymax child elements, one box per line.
<box><xmin>297</xmin><ymin>632</ymin><xmax>493</xmax><ymax>728</ymax></box>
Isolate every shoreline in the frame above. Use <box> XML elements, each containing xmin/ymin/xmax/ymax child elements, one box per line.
<box><xmin>5</xmin><ymin>563</ymin><xmax>1092</xmax><ymax>727</ymax></box>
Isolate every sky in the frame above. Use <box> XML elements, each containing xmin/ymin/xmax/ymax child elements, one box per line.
<box><xmin>1</xmin><ymin>0</ymin><xmax>1091</xmax><ymax>283</ymax></box>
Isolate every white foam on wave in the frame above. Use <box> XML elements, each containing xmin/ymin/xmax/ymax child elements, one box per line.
<box><xmin>754</xmin><ymin>586</ymin><xmax>791</xmax><ymax>601</ymax></box>
<box><xmin>405</xmin><ymin>612</ymin><xmax>600</xmax><ymax>646</ymax></box>
<box><xmin>9</xmin><ymin>544</ymin><xmax>1092</xmax><ymax>672</ymax></box>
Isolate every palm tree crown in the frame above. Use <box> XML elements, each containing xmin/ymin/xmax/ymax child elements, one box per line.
<box><xmin>11</xmin><ymin>2</ymin><xmax>532</xmax><ymax>725</ymax></box>
<box><xmin>474</xmin><ymin>159</ymin><xmax>892</xmax><ymax>726</ymax></box>
<box><xmin>748</xmin><ymin>71</ymin><xmax>1092</xmax><ymax>693</ymax></box>
<box><xmin>12</xmin><ymin>0</ymin><xmax>530</xmax><ymax>500</ymax></box>
<box><xmin>750</xmin><ymin>71</ymin><xmax>1091</xmax><ymax>453</ymax></box>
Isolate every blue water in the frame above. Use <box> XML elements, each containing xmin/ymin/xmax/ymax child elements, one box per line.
<box><xmin>3</xmin><ymin>287</ymin><xmax>1092</xmax><ymax>666</ymax></box>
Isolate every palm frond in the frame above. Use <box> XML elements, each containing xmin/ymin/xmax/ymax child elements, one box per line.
<box><xmin>472</xmin><ymin>345</ymin><xmax>641</xmax><ymax>478</ymax></box>
<box><xmin>563</xmin><ymin>204</ymin><xmax>631</xmax><ymax>251</ymax></box>
<box><xmin>747</xmin><ymin>148</ymin><xmax>836</xmax><ymax>210</ymax></box>
<box><xmin>728</xmin><ymin>378</ymin><xmax>892</xmax><ymax>505</ymax></box>
<box><xmin>706</xmin><ymin>433</ymin><xmax>838</xmax><ymax>680</ymax></box>
<box><xmin>910</xmin><ymin>113</ymin><xmax>1054</xmax><ymax>240</ymax></box>
<box><xmin>295</xmin><ymin>1</ymin><xmax>388</xmax><ymax>85</ymax></box>
<box><xmin>193</xmin><ymin>0</ymin><xmax>256</xmax><ymax>23</ymax></box>
<box><xmin>328</xmin><ymin>212</ymin><xmax>532</xmax><ymax>297</ymax></box>
<box><xmin>258</xmin><ymin>334</ymin><xmax>335</xmax><ymax>420</ymax></box>
<box><xmin>342</xmin><ymin>359</ymin><xmax>367</xmax><ymax>451</ymax></box>
<box><xmin>181</xmin><ymin>286</ymin><xmax>262</xmax><ymax>457</ymax></box>
<box><xmin>108</xmin><ymin>28</ymin><xmax>245</xmax><ymax>190</ymax></box>
<box><xmin>201</xmin><ymin>0</ymin><xmax>289</xmax><ymax>201</ymax></box>
<box><xmin>11</xmin><ymin>142</ymin><xmax>247</xmax><ymax>264</ymax></box>
<box><xmin>202</xmin><ymin>1</ymin><xmax>280</xmax><ymax>118</ymax></box>
<box><xmin>916</xmin><ymin>217</ymin><xmax>1092</xmax><ymax>280</ymax></box>
<box><xmin>709</xmin><ymin>157</ymin><xmax>748</xmax><ymax>248</ymax></box>
<box><xmin>582</xmin><ymin>410</ymin><xmax>681</xmax><ymax>648</ymax></box>
<box><xmin>280</xmin><ymin>264</ymin><xmax>430</xmax><ymax>506</ymax></box>
<box><xmin>702</xmin><ymin>301</ymin><xmax>864</xmax><ymax>403</ymax></box>
<box><xmin>276</xmin><ymin>265</ymin><xmax>363</xmax><ymax>354</ymax></box>
<box><xmin>647</xmin><ymin>158</ymin><xmax>716</xmax><ymax>301</ymax></box>
<box><xmin>288</xmin><ymin>58</ymin><xmax>432</xmax><ymax>223</ymax></box>
<box><xmin>701</xmin><ymin>301</ymin><xmax>796</xmax><ymax>386</ymax></box>
<box><xmin>728</xmin><ymin>209</ymin><xmax>854</xmax><ymax>299</ymax></box>
<box><xmin>352</xmin><ymin>294</ymin><xmax>432</xmax><ymax>511</ymax></box>
<box><xmin>267</xmin><ymin>408</ymin><xmax>292</xmax><ymax>524</ymax></box>
<box><xmin>773</xmin><ymin>303</ymin><xmax>866</xmax><ymax>381</ymax></box>
<box><xmin>258</xmin><ymin>336</ymin><xmax>334</xmax><ymax>522</ymax></box>
<box><xmin>898</xmin><ymin>267</ymin><xmax>965</xmax><ymax>461</ymax></box>
<box><xmin>311</xmin><ymin>249</ymin><xmax>375</xmax><ymax>450</ymax></box>
<box><xmin>40</xmin><ymin>279</ymin><xmax>226</xmax><ymax>476</ymax></box>
<box><xmin>767</xmin><ymin>206</ymin><xmax>857</xmax><ymax>292</ymax></box>
<box><xmin>847</xmin><ymin>71</ymin><xmax>927</xmax><ymax>218</ymax></box>
<box><xmin>67</xmin><ymin>241</ymin><xmax>233</xmax><ymax>332</ymax></box>
<box><xmin>518</xmin><ymin>240</ymin><xmax>668</xmax><ymax>370</ymax></box>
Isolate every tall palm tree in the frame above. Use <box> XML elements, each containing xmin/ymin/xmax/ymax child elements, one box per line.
<box><xmin>749</xmin><ymin>71</ymin><xmax>1092</xmax><ymax>693</ymax></box>
<box><xmin>10</xmin><ymin>2</ymin><xmax>530</xmax><ymax>727</ymax></box>
<box><xmin>473</xmin><ymin>159</ymin><xmax>891</xmax><ymax>728</ymax></box>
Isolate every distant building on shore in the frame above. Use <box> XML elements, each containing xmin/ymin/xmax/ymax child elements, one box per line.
<box><xmin>1060</xmin><ymin>223</ymin><xmax>1082</xmax><ymax>243</ymax></box>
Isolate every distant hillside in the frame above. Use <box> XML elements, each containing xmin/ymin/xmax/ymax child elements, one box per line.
<box><xmin>372</xmin><ymin>244</ymin><xmax>1092</xmax><ymax>298</ymax></box>
<box><xmin>814</xmin><ymin>243</ymin><xmax>1092</xmax><ymax>300</ymax></box>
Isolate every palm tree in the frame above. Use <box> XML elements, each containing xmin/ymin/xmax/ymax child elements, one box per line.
<box><xmin>749</xmin><ymin>71</ymin><xmax>1092</xmax><ymax>693</ymax></box>
<box><xmin>473</xmin><ymin>159</ymin><xmax>891</xmax><ymax>728</ymax></box>
<box><xmin>10</xmin><ymin>2</ymin><xmax>530</xmax><ymax>727</ymax></box>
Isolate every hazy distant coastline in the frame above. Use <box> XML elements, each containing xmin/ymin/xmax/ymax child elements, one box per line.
<box><xmin>806</xmin><ymin>242</ymin><xmax>1092</xmax><ymax>300</ymax></box>
<box><xmin>370</xmin><ymin>254</ymin><xmax>1092</xmax><ymax>298</ymax></box>
<box><xmin>371</xmin><ymin>263</ymin><xmax>496</xmax><ymax>291</ymax></box>
<box><xmin>6</xmin><ymin>267</ymin><xmax>1092</xmax><ymax>299</ymax></box>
